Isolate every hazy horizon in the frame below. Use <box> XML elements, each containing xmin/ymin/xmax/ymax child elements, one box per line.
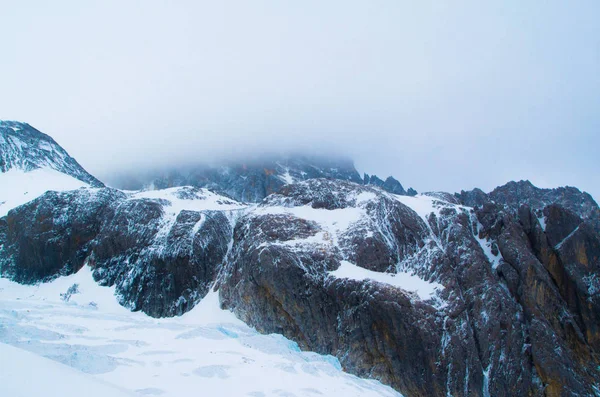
<box><xmin>1</xmin><ymin>1</ymin><xmax>598</xmax><ymax>200</ymax></box>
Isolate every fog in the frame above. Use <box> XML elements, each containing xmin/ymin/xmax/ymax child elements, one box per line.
<box><xmin>1</xmin><ymin>1</ymin><xmax>599</xmax><ymax>199</ymax></box>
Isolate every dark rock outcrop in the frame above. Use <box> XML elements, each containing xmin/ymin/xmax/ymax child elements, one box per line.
<box><xmin>0</xmin><ymin>186</ymin><xmax>239</xmax><ymax>318</ymax></box>
<box><xmin>0</xmin><ymin>188</ymin><xmax>123</xmax><ymax>283</ymax></box>
<box><xmin>364</xmin><ymin>173</ymin><xmax>417</xmax><ymax>196</ymax></box>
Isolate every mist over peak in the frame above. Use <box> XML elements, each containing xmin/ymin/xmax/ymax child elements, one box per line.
<box><xmin>101</xmin><ymin>150</ymin><xmax>413</xmax><ymax>202</ymax></box>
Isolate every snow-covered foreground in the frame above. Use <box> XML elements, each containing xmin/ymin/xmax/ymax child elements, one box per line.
<box><xmin>0</xmin><ymin>267</ymin><xmax>402</xmax><ymax>397</ymax></box>
<box><xmin>0</xmin><ymin>343</ymin><xmax>135</xmax><ymax>397</ymax></box>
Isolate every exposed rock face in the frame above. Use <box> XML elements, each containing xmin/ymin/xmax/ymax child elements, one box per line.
<box><xmin>0</xmin><ymin>188</ymin><xmax>123</xmax><ymax>283</ymax></box>
<box><xmin>0</xmin><ymin>121</ymin><xmax>103</xmax><ymax>187</ymax></box>
<box><xmin>456</xmin><ymin>183</ymin><xmax>600</xmax><ymax>396</ymax></box>
<box><xmin>0</xmin><ymin>186</ymin><xmax>242</xmax><ymax>318</ymax></box>
<box><xmin>217</xmin><ymin>180</ymin><xmax>540</xmax><ymax>396</ymax></box>
<box><xmin>457</xmin><ymin>180</ymin><xmax>600</xmax><ymax>233</ymax></box>
<box><xmin>363</xmin><ymin>173</ymin><xmax>415</xmax><ymax>196</ymax></box>
<box><xmin>1</xmin><ymin>124</ymin><xmax>600</xmax><ymax>396</ymax></box>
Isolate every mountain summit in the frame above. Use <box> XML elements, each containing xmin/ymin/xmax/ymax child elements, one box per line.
<box><xmin>0</xmin><ymin>121</ymin><xmax>103</xmax><ymax>187</ymax></box>
<box><xmin>0</xmin><ymin>121</ymin><xmax>106</xmax><ymax>216</ymax></box>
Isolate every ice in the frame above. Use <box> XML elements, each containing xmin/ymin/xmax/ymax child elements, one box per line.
<box><xmin>329</xmin><ymin>260</ymin><xmax>443</xmax><ymax>300</ymax></box>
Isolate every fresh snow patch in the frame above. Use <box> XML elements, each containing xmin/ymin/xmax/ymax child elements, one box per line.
<box><xmin>0</xmin><ymin>268</ymin><xmax>402</xmax><ymax>397</ymax></box>
<box><xmin>554</xmin><ymin>225</ymin><xmax>581</xmax><ymax>250</ymax></box>
<box><xmin>38</xmin><ymin>140</ymin><xmax>54</xmax><ymax>152</ymax></box>
<box><xmin>257</xmin><ymin>205</ymin><xmax>363</xmax><ymax>233</ymax></box>
<box><xmin>255</xmin><ymin>204</ymin><xmax>364</xmax><ymax>248</ymax></box>
<box><xmin>538</xmin><ymin>215</ymin><xmax>547</xmax><ymax>231</ymax></box>
<box><xmin>0</xmin><ymin>168</ymin><xmax>88</xmax><ymax>217</ymax></box>
<box><xmin>279</xmin><ymin>170</ymin><xmax>294</xmax><ymax>185</ymax></box>
<box><xmin>132</xmin><ymin>187</ymin><xmax>245</xmax><ymax>212</ymax></box>
<box><xmin>393</xmin><ymin>194</ymin><xmax>469</xmax><ymax>224</ymax></box>
<box><xmin>132</xmin><ymin>187</ymin><xmax>247</xmax><ymax>242</ymax></box>
<box><xmin>329</xmin><ymin>261</ymin><xmax>443</xmax><ymax>300</ymax></box>
<box><xmin>474</xmin><ymin>223</ymin><xmax>502</xmax><ymax>270</ymax></box>
<box><xmin>355</xmin><ymin>191</ymin><xmax>377</xmax><ymax>204</ymax></box>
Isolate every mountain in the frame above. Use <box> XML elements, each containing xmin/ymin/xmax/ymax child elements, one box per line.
<box><xmin>104</xmin><ymin>154</ymin><xmax>416</xmax><ymax>203</ymax></box>
<box><xmin>0</xmin><ymin>121</ymin><xmax>103</xmax><ymax>186</ymax></box>
<box><xmin>457</xmin><ymin>180</ymin><xmax>600</xmax><ymax>234</ymax></box>
<box><xmin>0</xmin><ymin>121</ymin><xmax>104</xmax><ymax>217</ymax></box>
<box><xmin>1</xmin><ymin>122</ymin><xmax>600</xmax><ymax>396</ymax></box>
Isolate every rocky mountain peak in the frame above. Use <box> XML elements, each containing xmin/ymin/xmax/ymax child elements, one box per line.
<box><xmin>0</xmin><ymin>120</ymin><xmax>103</xmax><ymax>187</ymax></box>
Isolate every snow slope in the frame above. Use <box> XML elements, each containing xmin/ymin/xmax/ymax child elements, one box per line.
<box><xmin>329</xmin><ymin>260</ymin><xmax>443</xmax><ymax>300</ymax></box>
<box><xmin>0</xmin><ymin>168</ymin><xmax>89</xmax><ymax>217</ymax></box>
<box><xmin>0</xmin><ymin>343</ymin><xmax>135</xmax><ymax>397</ymax></box>
<box><xmin>0</xmin><ymin>266</ymin><xmax>402</xmax><ymax>397</ymax></box>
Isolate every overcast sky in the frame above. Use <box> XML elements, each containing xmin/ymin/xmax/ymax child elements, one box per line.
<box><xmin>1</xmin><ymin>1</ymin><xmax>599</xmax><ymax>199</ymax></box>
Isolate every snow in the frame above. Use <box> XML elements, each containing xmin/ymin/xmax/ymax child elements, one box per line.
<box><xmin>393</xmin><ymin>194</ymin><xmax>469</xmax><ymax>224</ymax></box>
<box><xmin>255</xmin><ymin>204</ymin><xmax>364</xmax><ymax>248</ymax></box>
<box><xmin>38</xmin><ymin>140</ymin><xmax>54</xmax><ymax>151</ymax></box>
<box><xmin>0</xmin><ymin>343</ymin><xmax>136</xmax><ymax>397</ymax></box>
<box><xmin>393</xmin><ymin>194</ymin><xmax>440</xmax><ymax>223</ymax></box>
<box><xmin>279</xmin><ymin>170</ymin><xmax>294</xmax><ymax>185</ymax></box>
<box><xmin>355</xmin><ymin>191</ymin><xmax>377</xmax><ymax>204</ymax></box>
<box><xmin>8</xmin><ymin>135</ymin><xmax>25</xmax><ymax>149</ymax></box>
<box><xmin>554</xmin><ymin>225</ymin><xmax>580</xmax><ymax>250</ymax></box>
<box><xmin>538</xmin><ymin>215</ymin><xmax>547</xmax><ymax>231</ymax></box>
<box><xmin>132</xmin><ymin>187</ymin><xmax>247</xmax><ymax>240</ymax></box>
<box><xmin>474</xmin><ymin>222</ymin><xmax>502</xmax><ymax>270</ymax></box>
<box><xmin>0</xmin><ymin>267</ymin><xmax>402</xmax><ymax>397</ymax></box>
<box><xmin>257</xmin><ymin>205</ymin><xmax>363</xmax><ymax>234</ymax></box>
<box><xmin>0</xmin><ymin>168</ymin><xmax>88</xmax><ymax>217</ymax></box>
<box><xmin>329</xmin><ymin>260</ymin><xmax>443</xmax><ymax>300</ymax></box>
<box><xmin>132</xmin><ymin>187</ymin><xmax>245</xmax><ymax>212</ymax></box>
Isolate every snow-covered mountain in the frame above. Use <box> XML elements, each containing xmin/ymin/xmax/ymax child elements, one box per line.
<box><xmin>0</xmin><ymin>121</ymin><xmax>102</xmax><ymax>186</ymax></box>
<box><xmin>0</xmin><ymin>121</ymin><xmax>104</xmax><ymax>217</ymax></box>
<box><xmin>1</xmin><ymin>121</ymin><xmax>600</xmax><ymax>396</ymax></box>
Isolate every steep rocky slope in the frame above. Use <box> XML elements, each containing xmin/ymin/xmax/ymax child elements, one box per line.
<box><xmin>1</xmin><ymin>123</ymin><xmax>599</xmax><ymax>396</ymax></box>
<box><xmin>0</xmin><ymin>121</ymin><xmax>102</xmax><ymax>187</ymax></box>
